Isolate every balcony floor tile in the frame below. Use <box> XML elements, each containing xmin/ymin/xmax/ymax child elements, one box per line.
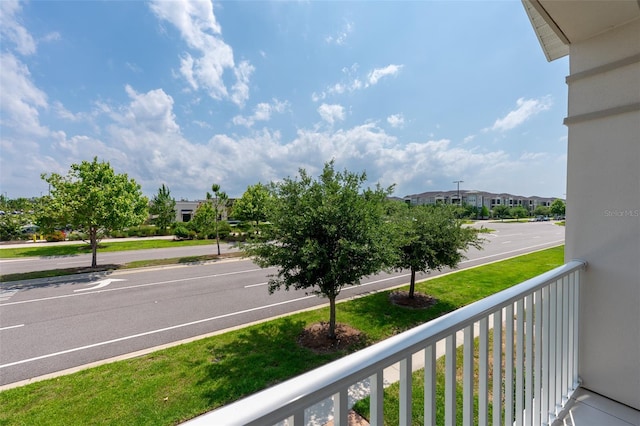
<box><xmin>560</xmin><ymin>388</ymin><xmax>640</xmax><ymax>426</ymax></box>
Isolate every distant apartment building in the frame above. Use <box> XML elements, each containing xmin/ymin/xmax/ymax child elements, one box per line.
<box><xmin>404</xmin><ymin>190</ymin><xmax>559</xmax><ymax>212</ymax></box>
<box><xmin>174</xmin><ymin>199</ymin><xmax>234</xmax><ymax>223</ymax></box>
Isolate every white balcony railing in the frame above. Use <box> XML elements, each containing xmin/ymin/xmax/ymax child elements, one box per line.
<box><xmin>185</xmin><ymin>260</ymin><xmax>586</xmax><ymax>426</ymax></box>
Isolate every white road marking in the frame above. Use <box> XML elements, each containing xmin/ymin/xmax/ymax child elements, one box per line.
<box><xmin>74</xmin><ymin>278</ymin><xmax>125</xmax><ymax>292</ymax></box>
<box><xmin>0</xmin><ymin>268</ymin><xmax>266</xmax><ymax>307</ymax></box>
<box><xmin>0</xmin><ymin>294</ymin><xmax>316</xmax><ymax>369</ymax></box>
<box><xmin>502</xmin><ymin>241</ymin><xmax>512</xmax><ymax>244</ymax></box>
<box><xmin>0</xmin><ymin>289</ymin><xmax>19</xmax><ymax>302</ymax></box>
<box><xmin>0</xmin><ymin>324</ymin><xmax>24</xmax><ymax>331</ymax></box>
<box><xmin>244</xmin><ymin>282</ymin><xmax>268</xmax><ymax>288</ymax></box>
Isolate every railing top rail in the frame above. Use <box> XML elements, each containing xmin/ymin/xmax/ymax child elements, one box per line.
<box><xmin>184</xmin><ymin>259</ymin><xmax>586</xmax><ymax>426</ymax></box>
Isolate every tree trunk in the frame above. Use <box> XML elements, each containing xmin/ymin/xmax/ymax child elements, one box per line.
<box><xmin>328</xmin><ymin>296</ymin><xmax>337</xmax><ymax>340</ymax></box>
<box><xmin>409</xmin><ymin>268</ymin><xmax>416</xmax><ymax>299</ymax></box>
<box><xmin>90</xmin><ymin>227</ymin><xmax>98</xmax><ymax>268</ymax></box>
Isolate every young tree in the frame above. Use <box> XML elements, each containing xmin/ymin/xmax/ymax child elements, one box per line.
<box><xmin>189</xmin><ymin>201</ymin><xmax>216</xmax><ymax>239</ymax></box>
<box><xmin>492</xmin><ymin>205</ymin><xmax>510</xmax><ymax>221</ymax></box>
<box><xmin>208</xmin><ymin>183</ymin><xmax>228</xmax><ymax>256</ymax></box>
<box><xmin>394</xmin><ymin>204</ymin><xmax>483</xmax><ymax>298</ymax></box>
<box><xmin>510</xmin><ymin>206</ymin><xmax>529</xmax><ymax>222</ymax></box>
<box><xmin>41</xmin><ymin>157</ymin><xmax>148</xmax><ymax>268</ymax></box>
<box><xmin>232</xmin><ymin>183</ymin><xmax>269</xmax><ymax>231</ymax></box>
<box><xmin>550</xmin><ymin>199</ymin><xmax>566</xmax><ymax>217</ymax></box>
<box><xmin>149</xmin><ymin>184</ymin><xmax>176</xmax><ymax>234</ymax></box>
<box><xmin>480</xmin><ymin>205</ymin><xmax>490</xmax><ymax>219</ymax></box>
<box><xmin>246</xmin><ymin>162</ymin><xmax>396</xmax><ymax>339</ymax></box>
<box><xmin>534</xmin><ymin>205</ymin><xmax>550</xmax><ymax>217</ymax></box>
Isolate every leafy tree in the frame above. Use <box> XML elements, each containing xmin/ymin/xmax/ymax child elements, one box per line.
<box><xmin>534</xmin><ymin>205</ymin><xmax>550</xmax><ymax>217</ymax></box>
<box><xmin>480</xmin><ymin>205</ymin><xmax>490</xmax><ymax>219</ymax></box>
<box><xmin>189</xmin><ymin>201</ymin><xmax>215</xmax><ymax>239</ymax></box>
<box><xmin>492</xmin><ymin>205</ymin><xmax>510</xmax><ymax>221</ymax></box>
<box><xmin>149</xmin><ymin>184</ymin><xmax>176</xmax><ymax>235</ymax></box>
<box><xmin>550</xmin><ymin>199</ymin><xmax>566</xmax><ymax>217</ymax></box>
<box><xmin>41</xmin><ymin>157</ymin><xmax>148</xmax><ymax>268</ymax></box>
<box><xmin>232</xmin><ymin>183</ymin><xmax>269</xmax><ymax>231</ymax></box>
<box><xmin>393</xmin><ymin>204</ymin><xmax>483</xmax><ymax>298</ymax></box>
<box><xmin>246</xmin><ymin>161</ymin><xmax>396</xmax><ymax>339</ymax></box>
<box><xmin>207</xmin><ymin>183</ymin><xmax>228</xmax><ymax>256</ymax></box>
<box><xmin>510</xmin><ymin>206</ymin><xmax>529</xmax><ymax>222</ymax></box>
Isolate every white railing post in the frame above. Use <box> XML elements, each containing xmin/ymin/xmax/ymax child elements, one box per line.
<box><xmin>424</xmin><ymin>344</ymin><xmax>436</xmax><ymax>426</ymax></box>
<box><xmin>533</xmin><ymin>289</ymin><xmax>542</xmax><ymax>426</ymax></box>
<box><xmin>505</xmin><ymin>303</ymin><xmax>515</xmax><ymax>426</ymax></box>
<box><xmin>463</xmin><ymin>324</ymin><xmax>474</xmax><ymax>425</ymax></box>
<box><xmin>399</xmin><ymin>356</ymin><xmax>412</xmax><ymax>426</ymax></box>
<box><xmin>445</xmin><ymin>334</ymin><xmax>456</xmax><ymax>426</ymax></box>
<box><xmin>369</xmin><ymin>372</ymin><xmax>383</xmax><ymax>426</ymax></box>
<box><xmin>478</xmin><ymin>317</ymin><xmax>489</xmax><ymax>426</ymax></box>
<box><xmin>492</xmin><ymin>309</ymin><xmax>503</xmax><ymax>426</ymax></box>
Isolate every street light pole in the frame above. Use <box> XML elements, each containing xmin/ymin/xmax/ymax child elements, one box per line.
<box><xmin>453</xmin><ymin>180</ymin><xmax>464</xmax><ymax>205</ymax></box>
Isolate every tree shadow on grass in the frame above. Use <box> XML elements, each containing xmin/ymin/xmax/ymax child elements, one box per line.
<box><xmin>339</xmin><ymin>290</ymin><xmax>459</xmax><ymax>339</ymax></box>
<box><xmin>198</xmin><ymin>317</ymin><xmax>346</xmax><ymax>408</ymax></box>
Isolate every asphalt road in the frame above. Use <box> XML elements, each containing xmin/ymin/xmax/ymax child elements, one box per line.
<box><xmin>0</xmin><ymin>239</ymin><xmax>239</xmax><ymax>275</ymax></box>
<box><xmin>0</xmin><ymin>221</ymin><xmax>564</xmax><ymax>388</ymax></box>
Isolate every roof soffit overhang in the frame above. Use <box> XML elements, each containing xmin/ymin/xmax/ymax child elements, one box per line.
<box><xmin>522</xmin><ymin>0</ymin><xmax>640</xmax><ymax>62</ymax></box>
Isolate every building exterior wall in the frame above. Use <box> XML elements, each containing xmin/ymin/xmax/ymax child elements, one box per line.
<box><xmin>565</xmin><ymin>18</ymin><xmax>640</xmax><ymax>409</ymax></box>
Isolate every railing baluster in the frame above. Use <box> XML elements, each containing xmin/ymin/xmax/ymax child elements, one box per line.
<box><xmin>369</xmin><ymin>372</ymin><xmax>383</xmax><ymax>426</ymax></box>
<box><xmin>533</xmin><ymin>289</ymin><xmax>542</xmax><ymax>426</ymax></box>
<box><xmin>463</xmin><ymin>324</ymin><xmax>474</xmax><ymax>426</ymax></box>
<box><xmin>445</xmin><ymin>334</ymin><xmax>456</xmax><ymax>426</ymax></box>
<box><xmin>572</xmin><ymin>271</ymin><xmax>580</xmax><ymax>390</ymax></box>
<box><xmin>525</xmin><ymin>293</ymin><xmax>534</xmax><ymax>426</ymax></box>
<box><xmin>505</xmin><ymin>304</ymin><xmax>514</xmax><ymax>426</ymax></box>
<box><xmin>479</xmin><ymin>317</ymin><xmax>489</xmax><ymax>426</ymax></box>
<box><xmin>555</xmin><ymin>280</ymin><xmax>563</xmax><ymax>416</ymax></box>
<box><xmin>492</xmin><ymin>310</ymin><xmax>503</xmax><ymax>426</ymax></box>
<box><xmin>425</xmin><ymin>344</ymin><xmax>436</xmax><ymax>426</ymax></box>
<box><xmin>333</xmin><ymin>391</ymin><xmax>348</xmax><ymax>426</ymax></box>
<box><xmin>548</xmin><ymin>281</ymin><xmax>557</xmax><ymax>423</ymax></box>
<box><xmin>541</xmin><ymin>285</ymin><xmax>550</xmax><ymax>426</ymax></box>
<box><xmin>293</xmin><ymin>409</ymin><xmax>305</xmax><ymax>426</ymax></box>
<box><xmin>399</xmin><ymin>356</ymin><xmax>412</xmax><ymax>426</ymax></box>
<box><xmin>515</xmin><ymin>299</ymin><xmax>525</xmax><ymax>426</ymax></box>
<box><xmin>562</xmin><ymin>276</ymin><xmax>570</xmax><ymax>405</ymax></box>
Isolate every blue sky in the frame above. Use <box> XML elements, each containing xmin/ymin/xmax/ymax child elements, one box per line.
<box><xmin>0</xmin><ymin>0</ymin><xmax>569</xmax><ymax>200</ymax></box>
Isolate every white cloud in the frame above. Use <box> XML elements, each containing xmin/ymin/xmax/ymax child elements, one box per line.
<box><xmin>317</xmin><ymin>103</ymin><xmax>345</xmax><ymax>125</ymax></box>
<box><xmin>325</xmin><ymin>21</ymin><xmax>353</xmax><ymax>45</ymax></box>
<box><xmin>463</xmin><ymin>135</ymin><xmax>476</xmax><ymax>144</ymax></box>
<box><xmin>368</xmin><ymin>64</ymin><xmax>403</xmax><ymax>85</ymax></box>
<box><xmin>387</xmin><ymin>114</ymin><xmax>405</xmax><ymax>128</ymax></box>
<box><xmin>0</xmin><ymin>53</ymin><xmax>49</xmax><ymax>137</ymax></box>
<box><xmin>489</xmin><ymin>96</ymin><xmax>552</xmax><ymax>132</ymax></box>
<box><xmin>149</xmin><ymin>0</ymin><xmax>253</xmax><ymax>107</ymax></box>
<box><xmin>233</xmin><ymin>99</ymin><xmax>288</xmax><ymax>127</ymax></box>
<box><xmin>0</xmin><ymin>1</ymin><xmax>37</xmax><ymax>56</ymax></box>
<box><xmin>312</xmin><ymin>63</ymin><xmax>401</xmax><ymax>101</ymax></box>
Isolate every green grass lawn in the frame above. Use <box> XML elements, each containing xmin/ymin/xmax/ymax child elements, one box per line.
<box><xmin>0</xmin><ymin>246</ymin><xmax>564</xmax><ymax>425</ymax></box>
<box><xmin>0</xmin><ymin>238</ymin><xmax>219</xmax><ymax>259</ymax></box>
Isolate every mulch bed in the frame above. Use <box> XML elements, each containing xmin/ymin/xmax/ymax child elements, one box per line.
<box><xmin>298</xmin><ymin>322</ymin><xmax>364</xmax><ymax>354</ymax></box>
<box><xmin>389</xmin><ymin>290</ymin><xmax>437</xmax><ymax>309</ymax></box>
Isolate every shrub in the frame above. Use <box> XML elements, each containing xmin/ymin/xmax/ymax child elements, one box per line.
<box><xmin>45</xmin><ymin>230</ymin><xmax>66</xmax><ymax>242</ymax></box>
<box><xmin>173</xmin><ymin>224</ymin><xmax>191</xmax><ymax>240</ymax></box>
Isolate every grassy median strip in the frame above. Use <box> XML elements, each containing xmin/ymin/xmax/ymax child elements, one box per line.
<box><xmin>0</xmin><ymin>239</ymin><xmax>220</xmax><ymax>259</ymax></box>
<box><xmin>0</xmin><ymin>246</ymin><xmax>563</xmax><ymax>425</ymax></box>
<box><xmin>0</xmin><ymin>252</ymin><xmax>245</xmax><ymax>283</ymax></box>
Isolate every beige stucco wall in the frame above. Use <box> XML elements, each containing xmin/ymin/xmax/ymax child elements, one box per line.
<box><xmin>565</xmin><ymin>18</ymin><xmax>640</xmax><ymax>409</ymax></box>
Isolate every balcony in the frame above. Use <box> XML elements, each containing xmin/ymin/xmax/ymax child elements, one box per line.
<box><xmin>182</xmin><ymin>259</ymin><xmax>640</xmax><ymax>425</ymax></box>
